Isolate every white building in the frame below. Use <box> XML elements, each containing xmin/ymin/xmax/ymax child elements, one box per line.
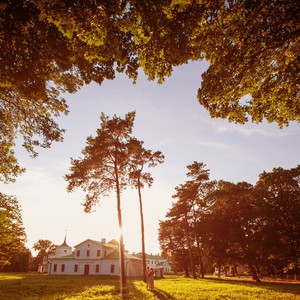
<box><xmin>40</xmin><ymin>237</ymin><xmax>143</xmax><ymax>277</ymax></box>
<box><xmin>135</xmin><ymin>253</ymin><xmax>173</xmax><ymax>276</ymax></box>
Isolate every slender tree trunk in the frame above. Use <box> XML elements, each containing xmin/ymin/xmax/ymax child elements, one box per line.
<box><xmin>183</xmin><ymin>253</ymin><xmax>190</xmax><ymax>277</ymax></box>
<box><xmin>290</xmin><ymin>243</ymin><xmax>299</xmax><ymax>281</ymax></box>
<box><xmin>247</xmin><ymin>262</ymin><xmax>261</xmax><ymax>282</ymax></box>
<box><xmin>195</xmin><ymin>235</ymin><xmax>204</xmax><ymax>278</ymax></box>
<box><xmin>238</xmin><ymin>230</ymin><xmax>260</xmax><ymax>282</ymax></box>
<box><xmin>115</xmin><ymin>165</ymin><xmax>126</xmax><ymax>292</ymax></box>
<box><xmin>218</xmin><ymin>264</ymin><xmax>221</xmax><ymax>277</ymax></box>
<box><xmin>137</xmin><ymin>177</ymin><xmax>147</xmax><ymax>282</ymax></box>
<box><xmin>293</xmin><ymin>258</ymin><xmax>298</xmax><ymax>281</ymax></box>
<box><xmin>184</xmin><ymin>212</ymin><xmax>197</xmax><ymax>279</ymax></box>
<box><xmin>242</xmin><ymin>243</ymin><xmax>260</xmax><ymax>282</ymax></box>
<box><xmin>184</xmin><ymin>266</ymin><xmax>190</xmax><ymax>277</ymax></box>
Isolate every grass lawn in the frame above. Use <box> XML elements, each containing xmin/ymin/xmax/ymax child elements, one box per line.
<box><xmin>0</xmin><ymin>273</ymin><xmax>299</xmax><ymax>300</ymax></box>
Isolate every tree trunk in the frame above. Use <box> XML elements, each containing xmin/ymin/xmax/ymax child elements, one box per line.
<box><xmin>293</xmin><ymin>258</ymin><xmax>299</xmax><ymax>281</ymax></box>
<box><xmin>137</xmin><ymin>177</ymin><xmax>147</xmax><ymax>282</ymax></box>
<box><xmin>238</xmin><ymin>230</ymin><xmax>260</xmax><ymax>282</ymax></box>
<box><xmin>115</xmin><ymin>165</ymin><xmax>126</xmax><ymax>292</ymax></box>
<box><xmin>218</xmin><ymin>264</ymin><xmax>221</xmax><ymax>277</ymax></box>
<box><xmin>184</xmin><ymin>212</ymin><xmax>197</xmax><ymax>279</ymax></box>
<box><xmin>183</xmin><ymin>252</ymin><xmax>190</xmax><ymax>277</ymax></box>
<box><xmin>248</xmin><ymin>262</ymin><xmax>261</xmax><ymax>282</ymax></box>
<box><xmin>195</xmin><ymin>235</ymin><xmax>205</xmax><ymax>278</ymax></box>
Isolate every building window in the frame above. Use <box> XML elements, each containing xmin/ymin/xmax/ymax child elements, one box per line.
<box><xmin>110</xmin><ymin>264</ymin><xmax>115</xmax><ymax>273</ymax></box>
<box><xmin>104</xmin><ymin>250</ymin><xmax>107</xmax><ymax>257</ymax></box>
<box><xmin>53</xmin><ymin>264</ymin><xmax>57</xmax><ymax>272</ymax></box>
<box><xmin>76</xmin><ymin>250</ymin><xmax>80</xmax><ymax>257</ymax></box>
<box><xmin>97</xmin><ymin>250</ymin><xmax>101</xmax><ymax>257</ymax></box>
<box><xmin>96</xmin><ymin>264</ymin><xmax>100</xmax><ymax>273</ymax></box>
<box><xmin>74</xmin><ymin>265</ymin><xmax>78</xmax><ymax>272</ymax></box>
<box><xmin>61</xmin><ymin>264</ymin><xmax>65</xmax><ymax>272</ymax></box>
<box><xmin>86</xmin><ymin>250</ymin><xmax>90</xmax><ymax>257</ymax></box>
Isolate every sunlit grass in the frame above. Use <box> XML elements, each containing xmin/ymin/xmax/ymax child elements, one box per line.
<box><xmin>0</xmin><ymin>273</ymin><xmax>299</xmax><ymax>299</ymax></box>
<box><xmin>0</xmin><ymin>273</ymin><xmax>25</xmax><ymax>280</ymax></box>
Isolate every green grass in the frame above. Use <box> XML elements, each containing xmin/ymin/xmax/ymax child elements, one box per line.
<box><xmin>0</xmin><ymin>273</ymin><xmax>299</xmax><ymax>300</ymax></box>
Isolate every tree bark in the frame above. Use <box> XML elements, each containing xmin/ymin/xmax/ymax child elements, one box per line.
<box><xmin>115</xmin><ymin>164</ymin><xmax>126</xmax><ymax>291</ymax></box>
<box><xmin>247</xmin><ymin>262</ymin><xmax>261</xmax><ymax>282</ymax></box>
<box><xmin>137</xmin><ymin>177</ymin><xmax>147</xmax><ymax>282</ymax></box>
<box><xmin>184</xmin><ymin>212</ymin><xmax>197</xmax><ymax>279</ymax></box>
<box><xmin>195</xmin><ymin>235</ymin><xmax>205</xmax><ymax>278</ymax></box>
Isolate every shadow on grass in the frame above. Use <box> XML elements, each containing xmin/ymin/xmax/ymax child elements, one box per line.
<box><xmin>203</xmin><ymin>276</ymin><xmax>300</xmax><ymax>296</ymax></box>
<box><xmin>121</xmin><ymin>281</ymin><xmax>145</xmax><ymax>300</ymax></box>
<box><xmin>121</xmin><ymin>278</ymin><xmax>177</xmax><ymax>300</ymax></box>
<box><xmin>152</xmin><ymin>288</ymin><xmax>176</xmax><ymax>300</ymax></box>
<box><xmin>2</xmin><ymin>273</ymin><xmax>299</xmax><ymax>299</ymax></box>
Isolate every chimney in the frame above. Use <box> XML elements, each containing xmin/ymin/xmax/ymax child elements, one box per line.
<box><xmin>101</xmin><ymin>238</ymin><xmax>106</xmax><ymax>244</ymax></box>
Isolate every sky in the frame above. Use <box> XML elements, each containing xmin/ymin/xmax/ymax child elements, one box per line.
<box><xmin>1</xmin><ymin>60</ymin><xmax>299</xmax><ymax>256</ymax></box>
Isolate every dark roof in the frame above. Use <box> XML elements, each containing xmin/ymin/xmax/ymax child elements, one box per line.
<box><xmin>107</xmin><ymin>239</ymin><xmax>119</xmax><ymax>246</ymax></box>
<box><xmin>103</xmin><ymin>250</ymin><xmax>142</xmax><ymax>261</ymax></box>
<box><xmin>60</xmin><ymin>235</ymin><xmax>71</xmax><ymax>247</ymax></box>
<box><xmin>136</xmin><ymin>252</ymin><xmax>166</xmax><ymax>260</ymax></box>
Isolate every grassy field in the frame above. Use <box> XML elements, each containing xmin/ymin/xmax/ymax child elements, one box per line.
<box><xmin>0</xmin><ymin>273</ymin><xmax>299</xmax><ymax>300</ymax></box>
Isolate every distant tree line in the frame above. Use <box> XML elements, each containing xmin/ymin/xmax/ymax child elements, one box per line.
<box><xmin>0</xmin><ymin>193</ymin><xmax>30</xmax><ymax>272</ymax></box>
<box><xmin>159</xmin><ymin>163</ymin><xmax>300</xmax><ymax>282</ymax></box>
<box><xmin>0</xmin><ymin>192</ymin><xmax>56</xmax><ymax>272</ymax></box>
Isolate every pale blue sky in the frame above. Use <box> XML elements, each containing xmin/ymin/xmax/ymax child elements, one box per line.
<box><xmin>1</xmin><ymin>60</ymin><xmax>299</xmax><ymax>255</ymax></box>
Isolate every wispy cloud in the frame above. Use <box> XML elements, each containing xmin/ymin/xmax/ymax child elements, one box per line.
<box><xmin>158</xmin><ymin>137</ymin><xmax>178</xmax><ymax>146</ymax></box>
<box><xmin>196</xmin><ymin>140</ymin><xmax>229</xmax><ymax>149</ymax></box>
<box><xmin>209</xmin><ymin>120</ymin><xmax>291</xmax><ymax>138</ymax></box>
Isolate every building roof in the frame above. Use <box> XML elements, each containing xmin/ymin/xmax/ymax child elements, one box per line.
<box><xmin>51</xmin><ymin>253</ymin><xmax>74</xmax><ymax>260</ymax></box>
<box><xmin>103</xmin><ymin>250</ymin><xmax>142</xmax><ymax>261</ymax></box>
<box><xmin>60</xmin><ymin>235</ymin><xmax>71</xmax><ymax>247</ymax></box>
<box><xmin>136</xmin><ymin>252</ymin><xmax>167</xmax><ymax>260</ymax></box>
<box><xmin>74</xmin><ymin>238</ymin><xmax>119</xmax><ymax>249</ymax></box>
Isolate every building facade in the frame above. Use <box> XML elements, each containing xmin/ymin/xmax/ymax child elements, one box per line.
<box><xmin>135</xmin><ymin>252</ymin><xmax>173</xmax><ymax>277</ymax></box>
<box><xmin>40</xmin><ymin>237</ymin><xmax>143</xmax><ymax>277</ymax></box>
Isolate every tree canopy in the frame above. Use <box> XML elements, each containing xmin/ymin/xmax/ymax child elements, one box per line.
<box><xmin>159</xmin><ymin>164</ymin><xmax>300</xmax><ymax>281</ymax></box>
<box><xmin>32</xmin><ymin>239</ymin><xmax>54</xmax><ymax>271</ymax></box>
<box><xmin>1</xmin><ymin>0</ymin><xmax>299</xmax><ymax>181</ymax></box>
<box><xmin>0</xmin><ymin>193</ymin><xmax>27</xmax><ymax>269</ymax></box>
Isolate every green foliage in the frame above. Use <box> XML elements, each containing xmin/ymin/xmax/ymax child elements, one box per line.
<box><xmin>198</xmin><ymin>0</ymin><xmax>300</xmax><ymax>126</ymax></box>
<box><xmin>0</xmin><ymin>193</ymin><xmax>27</xmax><ymax>269</ymax></box>
<box><xmin>65</xmin><ymin>111</ymin><xmax>136</xmax><ymax>212</ymax></box>
<box><xmin>32</xmin><ymin>239</ymin><xmax>54</xmax><ymax>271</ymax></box>
<box><xmin>2</xmin><ymin>248</ymin><xmax>32</xmax><ymax>272</ymax></box>
<box><xmin>0</xmin><ymin>0</ymin><xmax>72</xmax><ymax>182</ymax></box>
<box><xmin>1</xmin><ymin>0</ymin><xmax>299</xmax><ymax>182</ymax></box>
<box><xmin>254</xmin><ymin>166</ymin><xmax>300</xmax><ymax>278</ymax></box>
<box><xmin>0</xmin><ymin>274</ymin><xmax>299</xmax><ymax>300</ymax></box>
<box><xmin>162</xmin><ymin>162</ymin><xmax>212</xmax><ymax>278</ymax></box>
<box><xmin>159</xmin><ymin>219</ymin><xmax>191</xmax><ymax>276</ymax></box>
<box><xmin>159</xmin><ymin>164</ymin><xmax>300</xmax><ymax>281</ymax></box>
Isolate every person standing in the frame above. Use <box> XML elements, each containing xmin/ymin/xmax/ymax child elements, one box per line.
<box><xmin>147</xmin><ymin>268</ymin><xmax>155</xmax><ymax>291</ymax></box>
<box><xmin>145</xmin><ymin>267</ymin><xmax>150</xmax><ymax>286</ymax></box>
